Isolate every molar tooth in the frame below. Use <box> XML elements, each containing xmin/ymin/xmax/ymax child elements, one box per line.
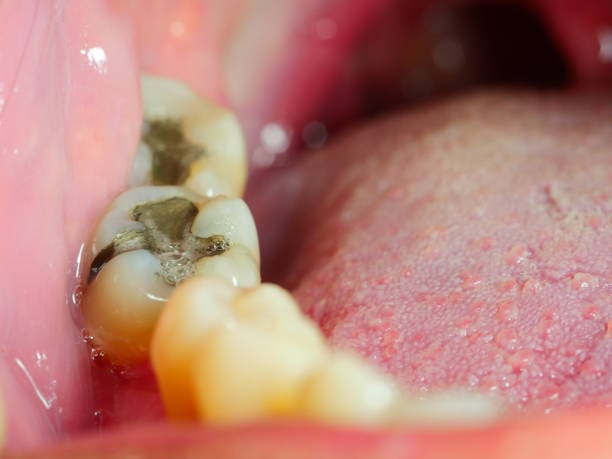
<box><xmin>82</xmin><ymin>250</ymin><xmax>173</xmax><ymax>364</ymax></box>
<box><xmin>137</xmin><ymin>75</ymin><xmax>247</xmax><ymax>198</ymax></box>
<box><xmin>297</xmin><ymin>352</ymin><xmax>400</xmax><ymax>426</ymax></box>
<box><xmin>84</xmin><ymin>186</ymin><xmax>261</xmax><ymax>364</ymax></box>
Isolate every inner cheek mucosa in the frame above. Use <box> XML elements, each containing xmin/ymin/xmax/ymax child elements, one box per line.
<box><xmin>251</xmin><ymin>90</ymin><xmax>612</xmax><ymax>412</ymax></box>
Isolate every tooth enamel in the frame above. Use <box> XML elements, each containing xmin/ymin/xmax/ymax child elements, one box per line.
<box><xmin>152</xmin><ymin>277</ymin><xmax>237</xmax><ymax>419</ymax></box>
<box><xmin>85</xmin><ymin>185</ymin><xmax>261</xmax><ymax>363</ymax></box>
<box><xmin>297</xmin><ymin>352</ymin><xmax>399</xmax><ymax>426</ymax></box>
<box><xmin>193</xmin><ymin>322</ymin><xmax>325</xmax><ymax>424</ymax></box>
<box><xmin>195</xmin><ymin>245</ymin><xmax>260</xmax><ymax>287</ymax></box>
<box><xmin>82</xmin><ymin>250</ymin><xmax>174</xmax><ymax>363</ymax></box>
<box><xmin>128</xmin><ymin>142</ymin><xmax>153</xmax><ymax>188</ymax></box>
<box><xmin>392</xmin><ymin>390</ymin><xmax>504</xmax><ymax>427</ymax></box>
<box><xmin>139</xmin><ymin>75</ymin><xmax>247</xmax><ymax>198</ymax></box>
<box><xmin>191</xmin><ymin>196</ymin><xmax>260</xmax><ymax>264</ymax></box>
<box><xmin>152</xmin><ymin>279</ymin><xmax>327</xmax><ymax>422</ymax></box>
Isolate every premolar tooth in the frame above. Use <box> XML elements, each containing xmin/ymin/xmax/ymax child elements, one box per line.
<box><xmin>137</xmin><ymin>75</ymin><xmax>247</xmax><ymax>198</ymax></box>
<box><xmin>82</xmin><ymin>250</ymin><xmax>173</xmax><ymax>363</ymax></box>
<box><xmin>297</xmin><ymin>352</ymin><xmax>399</xmax><ymax>426</ymax></box>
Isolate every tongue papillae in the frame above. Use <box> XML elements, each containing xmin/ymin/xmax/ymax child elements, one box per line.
<box><xmin>0</xmin><ymin>0</ymin><xmax>611</xmax><ymax>456</ymax></box>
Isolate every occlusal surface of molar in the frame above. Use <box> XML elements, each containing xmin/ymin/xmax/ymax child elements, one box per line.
<box><xmin>131</xmin><ymin>76</ymin><xmax>247</xmax><ymax>199</ymax></box>
<box><xmin>83</xmin><ymin>183</ymin><xmax>260</xmax><ymax>364</ymax></box>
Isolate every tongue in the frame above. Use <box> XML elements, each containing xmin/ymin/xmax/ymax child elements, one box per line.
<box><xmin>250</xmin><ymin>90</ymin><xmax>612</xmax><ymax>411</ymax></box>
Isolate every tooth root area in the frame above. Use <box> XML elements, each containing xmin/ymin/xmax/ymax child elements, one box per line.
<box><xmin>140</xmin><ymin>75</ymin><xmax>247</xmax><ymax>198</ymax></box>
<box><xmin>297</xmin><ymin>353</ymin><xmax>400</xmax><ymax>426</ymax></box>
<box><xmin>83</xmin><ymin>250</ymin><xmax>174</xmax><ymax>364</ymax></box>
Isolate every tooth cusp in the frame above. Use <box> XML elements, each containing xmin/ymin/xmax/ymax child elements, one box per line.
<box><xmin>137</xmin><ymin>75</ymin><xmax>247</xmax><ymax>198</ymax></box>
<box><xmin>297</xmin><ymin>352</ymin><xmax>400</xmax><ymax>426</ymax></box>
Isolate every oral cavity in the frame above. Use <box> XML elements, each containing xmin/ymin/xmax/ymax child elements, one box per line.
<box><xmin>79</xmin><ymin>74</ymin><xmax>503</xmax><ymax>430</ymax></box>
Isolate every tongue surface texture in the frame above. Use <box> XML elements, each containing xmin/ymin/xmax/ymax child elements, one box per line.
<box><xmin>250</xmin><ymin>91</ymin><xmax>612</xmax><ymax>411</ymax></box>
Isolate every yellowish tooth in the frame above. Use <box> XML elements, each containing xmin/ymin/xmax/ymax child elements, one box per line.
<box><xmin>392</xmin><ymin>390</ymin><xmax>504</xmax><ymax>428</ymax></box>
<box><xmin>193</xmin><ymin>322</ymin><xmax>325</xmax><ymax>424</ymax></box>
<box><xmin>191</xmin><ymin>196</ymin><xmax>260</xmax><ymax>264</ymax></box>
<box><xmin>140</xmin><ymin>75</ymin><xmax>247</xmax><ymax>198</ymax></box>
<box><xmin>82</xmin><ymin>250</ymin><xmax>173</xmax><ymax>364</ymax></box>
<box><xmin>297</xmin><ymin>352</ymin><xmax>399</xmax><ymax>426</ymax></box>
<box><xmin>153</xmin><ymin>279</ymin><xmax>327</xmax><ymax>422</ymax></box>
<box><xmin>128</xmin><ymin>142</ymin><xmax>153</xmax><ymax>188</ymax></box>
<box><xmin>152</xmin><ymin>277</ymin><xmax>237</xmax><ymax>419</ymax></box>
<box><xmin>195</xmin><ymin>245</ymin><xmax>260</xmax><ymax>287</ymax></box>
<box><xmin>232</xmin><ymin>284</ymin><xmax>324</xmax><ymax>351</ymax></box>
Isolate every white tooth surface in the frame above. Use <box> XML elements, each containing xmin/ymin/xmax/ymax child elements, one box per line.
<box><xmin>128</xmin><ymin>142</ymin><xmax>153</xmax><ymax>188</ymax></box>
<box><xmin>92</xmin><ymin>186</ymin><xmax>200</xmax><ymax>255</ymax></box>
<box><xmin>152</xmin><ymin>277</ymin><xmax>237</xmax><ymax>419</ymax></box>
<box><xmin>392</xmin><ymin>391</ymin><xmax>504</xmax><ymax>428</ymax></box>
<box><xmin>297</xmin><ymin>352</ymin><xmax>399</xmax><ymax>426</ymax></box>
<box><xmin>82</xmin><ymin>250</ymin><xmax>173</xmax><ymax>364</ymax></box>
<box><xmin>193</xmin><ymin>322</ymin><xmax>325</xmax><ymax>424</ymax></box>
<box><xmin>195</xmin><ymin>245</ymin><xmax>260</xmax><ymax>287</ymax></box>
<box><xmin>192</xmin><ymin>196</ymin><xmax>260</xmax><ymax>263</ymax></box>
<box><xmin>141</xmin><ymin>75</ymin><xmax>247</xmax><ymax>198</ymax></box>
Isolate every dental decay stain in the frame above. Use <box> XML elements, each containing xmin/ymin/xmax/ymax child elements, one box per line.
<box><xmin>142</xmin><ymin>119</ymin><xmax>204</xmax><ymax>185</ymax></box>
<box><xmin>89</xmin><ymin>197</ymin><xmax>229</xmax><ymax>285</ymax></box>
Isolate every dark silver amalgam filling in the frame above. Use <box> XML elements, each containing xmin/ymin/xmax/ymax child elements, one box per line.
<box><xmin>142</xmin><ymin>119</ymin><xmax>205</xmax><ymax>185</ymax></box>
<box><xmin>89</xmin><ymin>197</ymin><xmax>230</xmax><ymax>286</ymax></box>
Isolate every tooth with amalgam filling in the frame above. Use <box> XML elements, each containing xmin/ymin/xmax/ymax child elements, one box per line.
<box><xmin>296</xmin><ymin>352</ymin><xmax>400</xmax><ymax>426</ymax></box>
<box><xmin>129</xmin><ymin>75</ymin><xmax>247</xmax><ymax>198</ymax></box>
<box><xmin>83</xmin><ymin>186</ymin><xmax>260</xmax><ymax>364</ymax></box>
<box><xmin>152</xmin><ymin>279</ymin><xmax>327</xmax><ymax>421</ymax></box>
